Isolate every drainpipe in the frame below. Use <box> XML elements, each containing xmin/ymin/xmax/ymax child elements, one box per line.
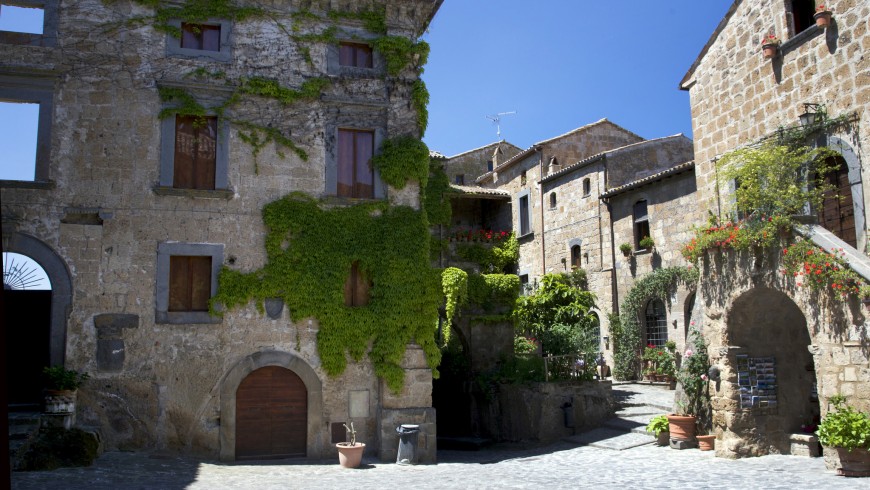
<box><xmin>538</xmin><ymin>148</ymin><xmax>545</xmax><ymax>275</ymax></box>
<box><xmin>602</xmin><ymin>157</ymin><xmax>619</xmax><ymax>316</ymax></box>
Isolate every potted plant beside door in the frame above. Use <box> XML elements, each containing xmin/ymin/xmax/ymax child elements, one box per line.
<box><xmin>336</xmin><ymin>422</ymin><xmax>366</xmax><ymax>468</ymax></box>
<box><xmin>668</xmin><ymin>330</ymin><xmax>710</xmax><ymax>447</ymax></box>
<box><xmin>42</xmin><ymin>366</ymin><xmax>89</xmax><ymax>414</ymax></box>
<box><xmin>817</xmin><ymin>395</ymin><xmax>870</xmax><ymax>477</ymax></box>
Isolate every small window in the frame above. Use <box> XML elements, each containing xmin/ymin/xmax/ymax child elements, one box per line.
<box><xmin>0</xmin><ymin>5</ymin><xmax>43</xmax><ymax>34</ymax></box>
<box><xmin>455</xmin><ymin>174</ymin><xmax>465</xmax><ymax>185</ymax></box>
<box><xmin>0</xmin><ymin>2</ymin><xmax>56</xmax><ymax>47</ymax></box>
<box><xmin>571</xmin><ymin>245</ymin><xmax>582</xmax><ymax>269</ymax></box>
<box><xmin>169</xmin><ymin>256</ymin><xmax>212</xmax><ymax>312</ymax></box>
<box><xmin>633</xmin><ymin>200</ymin><xmax>650</xmax><ymax>250</ymax></box>
<box><xmin>549</xmin><ymin>192</ymin><xmax>557</xmax><ymax>209</ymax></box>
<box><xmin>337</xmin><ymin>129</ymin><xmax>374</xmax><ymax>198</ymax></box>
<box><xmin>486</xmin><ymin>160</ymin><xmax>493</xmax><ymax>172</ymax></box>
<box><xmin>645</xmin><ymin>299</ymin><xmax>668</xmax><ymax>347</ymax></box>
<box><xmin>0</xmin><ymin>101</ymin><xmax>39</xmax><ymax>181</ymax></box>
<box><xmin>790</xmin><ymin>0</ymin><xmax>815</xmax><ymax>34</ymax></box>
<box><xmin>180</xmin><ymin>23</ymin><xmax>221</xmax><ymax>51</ymax></box>
<box><xmin>519</xmin><ymin>274</ymin><xmax>530</xmax><ymax>295</ymax></box>
<box><xmin>339</xmin><ymin>42</ymin><xmax>373</xmax><ymax>68</ymax></box>
<box><xmin>519</xmin><ymin>194</ymin><xmax>530</xmax><ymax>236</ymax></box>
<box><xmin>520</xmin><ymin>170</ymin><xmax>527</xmax><ymax>186</ymax></box>
<box><xmin>583</xmin><ymin>178</ymin><xmax>591</xmax><ymax>196</ymax></box>
<box><xmin>173</xmin><ymin>115</ymin><xmax>217</xmax><ymax>190</ymax></box>
<box><xmin>344</xmin><ymin>261</ymin><xmax>370</xmax><ymax>307</ymax></box>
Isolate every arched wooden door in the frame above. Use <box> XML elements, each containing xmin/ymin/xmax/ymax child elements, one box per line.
<box><xmin>235</xmin><ymin>366</ymin><xmax>307</xmax><ymax>460</ymax></box>
<box><xmin>819</xmin><ymin>156</ymin><xmax>856</xmax><ymax>248</ymax></box>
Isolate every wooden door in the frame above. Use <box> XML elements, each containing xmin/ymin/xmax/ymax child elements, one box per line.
<box><xmin>819</xmin><ymin>157</ymin><xmax>857</xmax><ymax>248</ymax></box>
<box><xmin>236</xmin><ymin>366</ymin><xmax>307</xmax><ymax>460</ymax></box>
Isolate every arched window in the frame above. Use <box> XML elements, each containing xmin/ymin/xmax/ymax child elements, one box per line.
<box><xmin>582</xmin><ymin>178</ymin><xmax>591</xmax><ymax>196</ymax></box>
<box><xmin>645</xmin><ymin>299</ymin><xmax>668</xmax><ymax>347</ymax></box>
<box><xmin>550</xmin><ymin>192</ymin><xmax>557</xmax><ymax>208</ymax></box>
<box><xmin>571</xmin><ymin>245</ymin><xmax>582</xmax><ymax>269</ymax></box>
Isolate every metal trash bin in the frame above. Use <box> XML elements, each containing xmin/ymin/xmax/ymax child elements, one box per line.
<box><xmin>396</xmin><ymin>424</ymin><xmax>420</xmax><ymax>465</ymax></box>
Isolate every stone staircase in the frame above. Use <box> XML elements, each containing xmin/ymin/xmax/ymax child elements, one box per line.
<box><xmin>564</xmin><ymin>383</ymin><xmax>674</xmax><ymax>450</ymax></box>
<box><xmin>8</xmin><ymin>412</ymin><xmax>42</xmax><ymax>470</ymax></box>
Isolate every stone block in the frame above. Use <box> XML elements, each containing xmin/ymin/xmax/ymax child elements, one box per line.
<box><xmin>789</xmin><ymin>433</ymin><xmax>820</xmax><ymax>457</ymax></box>
<box><xmin>96</xmin><ymin>339</ymin><xmax>125</xmax><ymax>372</ymax></box>
<box><xmin>669</xmin><ymin>438</ymin><xmax>697</xmax><ymax>450</ymax></box>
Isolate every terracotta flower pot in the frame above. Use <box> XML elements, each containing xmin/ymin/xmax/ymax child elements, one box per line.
<box><xmin>336</xmin><ymin>442</ymin><xmax>366</xmax><ymax>468</ymax></box>
<box><xmin>43</xmin><ymin>389</ymin><xmax>77</xmax><ymax>414</ymax></box>
<box><xmin>814</xmin><ymin>11</ymin><xmax>832</xmax><ymax>29</ymax></box>
<box><xmin>835</xmin><ymin>447</ymin><xmax>870</xmax><ymax>477</ymax></box>
<box><xmin>667</xmin><ymin>414</ymin><xmax>697</xmax><ymax>442</ymax></box>
<box><xmin>762</xmin><ymin>43</ymin><xmax>778</xmax><ymax>59</ymax></box>
<box><xmin>656</xmin><ymin>431</ymin><xmax>670</xmax><ymax>446</ymax></box>
<box><xmin>697</xmin><ymin>434</ymin><xmax>716</xmax><ymax>451</ymax></box>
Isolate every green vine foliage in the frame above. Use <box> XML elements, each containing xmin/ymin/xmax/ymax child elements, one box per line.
<box><xmin>611</xmin><ymin>266</ymin><xmax>698</xmax><ymax>380</ymax></box>
<box><xmin>121</xmin><ymin>0</ymin><xmax>267</xmax><ymax>37</ymax></box>
<box><xmin>513</xmin><ymin>273</ymin><xmax>598</xmax><ymax>353</ymax></box>
<box><xmin>424</xmin><ymin>160</ymin><xmax>452</xmax><ymax>226</ymax></box>
<box><xmin>211</xmin><ymin>193</ymin><xmax>442</xmax><ymax>393</ymax></box>
<box><xmin>371</xmin><ymin>136</ymin><xmax>430</xmax><ymax>189</ymax></box>
<box><xmin>412</xmin><ymin>79</ymin><xmax>429</xmax><ymax>135</ymax></box>
<box><xmin>467</xmin><ymin>273</ymin><xmax>520</xmax><ymax>311</ymax></box>
<box><xmin>372</xmin><ymin>37</ymin><xmax>430</xmax><ymax>76</ymax></box>
<box><xmin>441</xmin><ymin>267</ymin><xmax>468</xmax><ymax>334</ymax></box>
<box><xmin>455</xmin><ymin>233</ymin><xmax>519</xmax><ymax>273</ymax></box>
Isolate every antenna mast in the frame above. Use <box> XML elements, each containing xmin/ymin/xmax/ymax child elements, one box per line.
<box><xmin>485</xmin><ymin>111</ymin><xmax>516</xmax><ymax>139</ymax></box>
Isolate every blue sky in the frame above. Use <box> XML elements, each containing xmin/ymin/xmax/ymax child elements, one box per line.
<box><xmin>421</xmin><ymin>1</ymin><xmax>733</xmax><ymax>156</ymax></box>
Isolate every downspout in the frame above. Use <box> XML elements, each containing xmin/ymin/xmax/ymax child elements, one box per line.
<box><xmin>538</xmin><ymin>148</ymin><xmax>546</xmax><ymax>275</ymax></box>
<box><xmin>602</xmin><ymin>156</ymin><xmax>619</xmax><ymax>316</ymax></box>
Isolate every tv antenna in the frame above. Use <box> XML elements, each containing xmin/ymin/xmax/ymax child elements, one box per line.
<box><xmin>485</xmin><ymin>111</ymin><xmax>516</xmax><ymax>140</ymax></box>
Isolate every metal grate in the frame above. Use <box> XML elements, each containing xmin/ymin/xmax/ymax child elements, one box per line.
<box><xmin>645</xmin><ymin>299</ymin><xmax>668</xmax><ymax>347</ymax></box>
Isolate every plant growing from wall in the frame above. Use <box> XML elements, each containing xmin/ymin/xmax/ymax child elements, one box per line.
<box><xmin>455</xmin><ymin>233</ymin><xmax>519</xmax><ymax>273</ymax></box>
<box><xmin>441</xmin><ymin>267</ymin><xmax>468</xmax><ymax>336</ymax></box>
<box><xmin>781</xmin><ymin>238</ymin><xmax>869</xmax><ymax>300</ymax></box>
<box><xmin>118</xmin><ymin>0</ymin><xmax>268</xmax><ymax>37</ymax></box>
<box><xmin>371</xmin><ymin>136</ymin><xmax>430</xmax><ymax>189</ymax></box>
<box><xmin>610</xmin><ymin>266</ymin><xmax>698</xmax><ymax>380</ymax></box>
<box><xmin>211</xmin><ymin>193</ymin><xmax>442</xmax><ymax>393</ymax></box>
<box><xmin>424</xmin><ymin>160</ymin><xmax>453</xmax><ymax>226</ymax></box>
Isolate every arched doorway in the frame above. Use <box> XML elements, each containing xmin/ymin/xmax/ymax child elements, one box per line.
<box><xmin>3</xmin><ymin>252</ymin><xmax>52</xmax><ymax>409</ymax></box>
<box><xmin>726</xmin><ymin>288</ymin><xmax>818</xmax><ymax>454</ymax></box>
<box><xmin>235</xmin><ymin>366</ymin><xmax>308</xmax><ymax>460</ymax></box>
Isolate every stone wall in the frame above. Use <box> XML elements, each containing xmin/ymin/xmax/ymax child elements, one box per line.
<box><xmin>442</xmin><ymin>141</ymin><xmax>522</xmax><ymax>185</ymax></box>
<box><xmin>0</xmin><ymin>0</ymin><xmax>441</xmax><ymax>460</ymax></box>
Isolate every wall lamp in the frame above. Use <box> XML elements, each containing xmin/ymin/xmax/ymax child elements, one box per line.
<box><xmin>798</xmin><ymin>103</ymin><xmax>825</xmax><ymax>127</ymax></box>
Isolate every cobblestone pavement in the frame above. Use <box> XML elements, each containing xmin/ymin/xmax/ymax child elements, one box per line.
<box><xmin>11</xmin><ymin>384</ymin><xmax>860</xmax><ymax>490</ymax></box>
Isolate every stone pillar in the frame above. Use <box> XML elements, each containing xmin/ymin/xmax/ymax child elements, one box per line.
<box><xmin>377</xmin><ymin>343</ymin><xmax>436</xmax><ymax>463</ymax></box>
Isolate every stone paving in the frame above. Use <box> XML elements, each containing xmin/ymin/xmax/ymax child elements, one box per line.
<box><xmin>11</xmin><ymin>384</ymin><xmax>862</xmax><ymax>489</ymax></box>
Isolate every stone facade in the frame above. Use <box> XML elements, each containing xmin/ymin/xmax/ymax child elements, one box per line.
<box><xmin>681</xmin><ymin>0</ymin><xmax>870</xmax><ymax>459</ymax></box>
<box><xmin>1</xmin><ymin>0</ymin><xmax>442</xmax><ymax>462</ymax></box>
<box><xmin>442</xmin><ymin>141</ymin><xmax>521</xmax><ymax>186</ymax></box>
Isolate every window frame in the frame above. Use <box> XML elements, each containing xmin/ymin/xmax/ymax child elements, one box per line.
<box><xmin>158</xmin><ymin>112</ymin><xmax>230</xmax><ymax>194</ymax></box>
<box><xmin>156</xmin><ymin>242</ymin><xmax>223</xmax><ymax>324</ymax></box>
<box><xmin>338</xmin><ymin>42</ymin><xmax>374</xmax><ymax>69</ymax></box>
<box><xmin>517</xmin><ymin>188</ymin><xmax>533</xmax><ymax>237</ymax></box>
<box><xmin>570</xmin><ymin>244</ymin><xmax>582</xmax><ymax>269</ymax></box>
<box><xmin>633</xmin><ymin>200</ymin><xmax>650</xmax><ymax>250</ymax></box>
<box><xmin>788</xmin><ymin>0</ymin><xmax>816</xmax><ymax>36</ymax></box>
<box><xmin>0</xmin><ymin>72</ymin><xmax>54</xmax><ymax>185</ymax></box>
<box><xmin>166</xmin><ymin>18</ymin><xmax>232</xmax><ymax>62</ymax></box>
<box><xmin>549</xmin><ymin>192</ymin><xmax>557</xmax><ymax>209</ymax></box>
<box><xmin>0</xmin><ymin>0</ymin><xmax>58</xmax><ymax>47</ymax></box>
<box><xmin>327</xmin><ymin>31</ymin><xmax>383</xmax><ymax>76</ymax></box>
<box><xmin>455</xmin><ymin>174</ymin><xmax>465</xmax><ymax>185</ymax></box>
<box><xmin>325</xmin><ymin>125</ymin><xmax>385</xmax><ymax>199</ymax></box>
<box><xmin>644</xmin><ymin>298</ymin><xmax>668</xmax><ymax>347</ymax></box>
<box><xmin>582</xmin><ymin>178</ymin><xmax>591</xmax><ymax>197</ymax></box>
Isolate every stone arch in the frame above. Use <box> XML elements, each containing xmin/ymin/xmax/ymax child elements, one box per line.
<box><xmin>723</xmin><ymin>287</ymin><xmax>818</xmax><ymax>456</ymax></box>
<box><xmin>219</xmin><ymin>351</ymin><xmax>324</xmax><ymax>461</ymax></box>
<box><xmin>3</xmin><ymin>232</ymin><xmax>72</xmax><ymax>366</ymax></box>
<box><xmin>826</xmin><ymin>135</ymin><xmax>865</xmax><ymax>252</ymax></box>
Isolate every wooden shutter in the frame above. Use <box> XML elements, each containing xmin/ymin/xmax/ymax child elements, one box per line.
<box><xmin>344</xmin><ymin>262</ymin><xmax>370</xmax><ymax>307</ymax></box>
<box><xmin>193</xmin><ymin>118</ymin><xmax>217</xmax><ymax>190</ymax></box>
<box><xmin>174</xmin><ymin>116</ymin><xmax>196</xmax><ymax>189</ymax></box>
<box><xmin>337</xmin><ymin>130</ymin><xmax>354</xmax><ymax>197</ymax></box>
<box><xmin>354</xmin><ymin>131</ymin><xmax>374</xmax><ymax>198</ymax></box>
<box><xmin>169</xmin><ymin>256</ymin><xmax>211</xmax><ymax>311</ymax></box>
<box><xmin>819</xmin><ymin>157</ymin><xmax>857</xmax><ymax>248</ymax></box>
<box><xmin>181</xmin><ymin>23</ymin><xmax>220</xmax><ymax>51</ymax></box>
<box><xmin>174</xmin><ymin>115</ymin><xmax>216</xmax><ymax>190</ymax></box>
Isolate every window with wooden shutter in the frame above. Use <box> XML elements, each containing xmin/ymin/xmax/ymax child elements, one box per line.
<box><xmin>337</xmin><ymin>129</ymin><xmax>374</xmax><ymax>198</ymax></box>
<box><xmin>633</xmin><ymin>200</ymin><xmax>650</xmax><ymax>249</ymax></box>
<box><xmin>181</xmin><ymin>23</ymin><xmax>221</xmax><ymax>51</ymax></box>
<box><xmin>169</xmin><ymin>255</ymin><xmax>212</xmax><ymax>312</ymax></box>
<box><xmin>339</xmin><ymin>42</ymin><xmax>373</xmax><ymax>68</ymax></box>
<box><xmin>344</xmin><ymin>261</ymin><xmax>370</xmax><ymax>307</ymax></box>
<box><xmin>174</xmin><ymin>115</ymin><xmax>217</xmax><ymax>190</ymax></box>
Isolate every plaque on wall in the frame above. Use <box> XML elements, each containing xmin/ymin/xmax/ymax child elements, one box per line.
<box><xmin>736</xmin><ymin>354</ymin><xmax>777</xmax><ymax>414</ymax></box>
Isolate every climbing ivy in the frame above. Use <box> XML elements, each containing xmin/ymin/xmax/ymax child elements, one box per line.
<box><xmin>371</xmin><ymin>136</ymin><xmax>430</xmax><ymax>189</ymax></box>
<box><xmin>423</xmin><ymin>160</ymin><xmax>453</xmax><ymax>226</ymax></box>
<box><xmin>610</xmin><ymin>267</ymin><xmax>699</xmax><ymax>380</ymax></box>
<box><xmin>441</xmin><ymin>267</ymin><xmax>468</xmax><ymax>335</ymax></box>
<box><xmin>467</xmin><ymin>273</ymin><xmax>520</xmax><ymax>311</ymax></box>
<box><xmin>118</xmin><ymin>0</ymin><xmax>267</xmax><ymax>37</ymax></box>
<box><xmin>211</xmin><ymin>193</ymin><xmax>442</xmax><ymax>393</ymax></box>
<box><xmin>455</xmin><ymin>233</ymin><xmax>519</xmax><ymax>273</ymax></box>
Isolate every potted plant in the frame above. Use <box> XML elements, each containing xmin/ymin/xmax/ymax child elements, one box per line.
<box><xmin>619</xmin><ymin>242</ymin><xmax>632</xmax><ymax>257</ymax></box>
<box><xmin>814</xmin><ymin>4</ymin><xmax>833</xmax><ymax>29</ymax></box>
<box><xmin>697</xmin><ymin>433</ymin><xmax>716</xmax><ymax>451</ymax></box>
<box><xmin>668</xmin><ymin>330</ymin><xmax>710</xmax><ymax>445</ymax></box>
<box><xmin>639</xmin><ymin>236</ymin><xmax>655</xmax><ymax>251</ymax></box>
<box><xmin>42</xmin><ymin>366</ymin><xmax>89</xmax><ymax>414</ymax></box>
<box><xmin>336</xmin><ymin>422</ymin><xmax>366</xmax><ymax>468</ymax></box>
<box><xmin>817</xmin><ymin>395</ymin><xmax>870</xmax><ymax>477</ymax></box>
<box><xmin>760</xmin><ymin>34</ymin><xmax>781</xmax><ymax>59</ymax></box>
<box><xmin>646</xmin><ymin>415</ymin><xmax>670</xmax><ymax>446</ymax></box>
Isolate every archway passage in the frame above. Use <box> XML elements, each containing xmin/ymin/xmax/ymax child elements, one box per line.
<box><xmin>727</xmin><ymin>288</ymin><xmax>818</xmax><ymax>454</ymax></box>
<box><xmin>819</xmin><ymin>156</ymin><xmax>856</xmax><ymax>248</ymax></box>
<box><xmin>235</xmin><ymin>366</ymin><xmax>307</xmax><ymax>460</ymax></box>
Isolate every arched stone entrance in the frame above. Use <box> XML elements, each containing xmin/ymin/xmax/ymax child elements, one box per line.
<box><xmin>723</xmin><ymin>287</ymin><xmax>819</xmax><ymax>456</ymax></box>
<box><xmin>219</xmin><ymin>351</ymin><xmax>323</xmax><ymax>461</ymax></box>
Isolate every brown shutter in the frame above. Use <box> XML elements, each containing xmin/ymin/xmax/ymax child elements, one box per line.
<box><xmin>339</xmin><ymin>44</ymin><xmax>354</xmax><ymax>66</ymax></box>
<box><xmin>353</xmin><ymin>263</ymin><xmax>370</xmax><ymax>306</ymax></box>
<box><xmin>354</xmin><ymin>131</ymin><xmax>374</xmax><ymax>198</ymax></box>
<box><xmin>189</xmin><ymin>256</ymin><xmax>212</xmax><ymax>311</ymax></box>
<box><xmin>202</xmin><ymin>25</ymin><xmax>221</xmax><ymax>51</ymax></box>
<box><xmin>343</xmin><ymin>263</ymin><xmax>355</xmax><ymax>306</ymax></box>
<box><xmin>169</xmin><ymin>256</ymin><xmax>211</xmax><ymax>312</ymax></box>
<box><xmin>337</xmin><ymin>130</ymin><xmax>354</xmax><ymax>197</ymax></box>
<box><xmin>169</xmin><ymin>256</ymin><xmax>191</xmax><ymax>311</ymax></box>
<box><xmin>174</xmin><ymin>116</ymin><xmax>196</xmax><ymax>189</ymax></box>
<box><xmin>193</xmin><ymin>117</ymin><xmax>217</xmax><ymax>190</ymax></box>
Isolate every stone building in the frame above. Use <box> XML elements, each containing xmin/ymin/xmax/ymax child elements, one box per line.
<box><xmin>1</xmin><ymin>0</ymin><xmax>442</xmax><ymax>462</ymax></box>
<box><xmin>679</xmin><ymin>0</ymin><xmax>870</xmax><ymax>459</ymax></box>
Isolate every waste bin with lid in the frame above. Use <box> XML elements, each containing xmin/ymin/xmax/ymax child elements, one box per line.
<box><xmin>395</xmin><ymin>424</ymin><xmax>420</xmax><ymax>465</ymax></box>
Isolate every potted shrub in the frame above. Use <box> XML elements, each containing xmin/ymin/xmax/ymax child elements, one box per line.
<box><xmin>336</xmin><ymin>422</ymin><xmax>366</xmax><ymax>468</ymax></box>
<box><xmin>42</xmin><ymin>366</ymin><xmax>89</xmax><ymax>414</ymax></box>
<box><xmin>668</xmin><ymin>330</ymin><xmax>710</xmax><ymax>445</ymax></box>
<box><xmin>619</xmin><ymin>242</ymin><xmax>632</xmax><ymax>257</ymax></box>
<box><xmin>639</xmin><ymin>236</ymin><xmax>655</xmax><ymax>251</ymax></box>
<box><xmin>814</xmin><ymin>4</ymin><xmax>833</xmax><ymax>29</ymax></box>
<box><xmin>760</xmin><ymin>34</ymin><xmax>781</xmax><ymax>59</ymax></box>
<box><xmin>817</xmin><ymin>395</ymin><xmax>870</xmax><ymax>477</ymax></box>
<box><xmin>646</xmin><ymin>415</ymin><xmax>670</xmax><ymax>446</ymax></box>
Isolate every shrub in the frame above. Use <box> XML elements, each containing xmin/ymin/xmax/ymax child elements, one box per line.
<box><xmin>817</xmin><ymin>395</ymin><xmax>870</xmax><ymax>450</ymax></box>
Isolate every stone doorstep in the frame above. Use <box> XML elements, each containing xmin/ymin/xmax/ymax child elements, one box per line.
<box><xmin>789</xmin><ymin>433</ymin><xmax>821</xmax><ymax>458</ymax></box>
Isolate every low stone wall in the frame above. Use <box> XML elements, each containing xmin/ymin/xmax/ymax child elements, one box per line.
<box><xmin>477</xmin><ymin>380</ymin><xmax>614</xmax><ymax>443</ymax></box>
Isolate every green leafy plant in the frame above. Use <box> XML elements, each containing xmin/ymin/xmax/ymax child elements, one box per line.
<box><xmin>646</xmin><ymin>415</ymin><xmax>670</xmax><ymax>437</ymax></box>
<box><xmin>817</xmin><ymin>396</ymin><xmax>870</xmax><ymax>451</ymax></box>
<box><xmin>619</xmin><ymin>242</ymin><xmax>632</xmax><ymax>255</ymax></box>
<box><xmin>442</xmin><ymin>267</ymin><xmax>468</xmax><ymax>334</ymax></box>
<box><xmin>43</xmin><ymin>366</ymin><xmax>89</xmax><ymax>391</ymax></box>
<box><xmin>639</xmin><ymin>236</ymin><xmax>655</xmax><ymax>250</ymax></box>
<box><xmin>455</xmin><ymin>233</ymin><xmax>518</xmax><ymax>273</ymax></box>
<box><xmin>371</xmin><ymin>136</ymin><xmax>430</xmax><ymax>189</ymax></box>
<box><xmin>781</xmin><ymin>238</ymin><xmax>868</xmax><ymax>300</ymax></box>
<box><xmin>675</xmin><ymin>329</ymin><xmax>710</xmax><ymax>416</ymax></box>
<box><xmin>514</xmin><ymin>336</ymin><xmax>537</xmax><ymax>354</ymax></box>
